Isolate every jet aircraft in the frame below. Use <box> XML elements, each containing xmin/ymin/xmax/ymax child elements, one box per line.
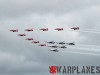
<box><xmin>39</xmin><ymin>44</ymin><xmax>46</xmax><ymax>46</ymax></box>
<box><xmin>10</xmin><ymin>29</ymin><xmax>18</xmax><ymax>32</ymax></box>
<box><xmin>18</xmin><ymin>34</ymin><xmax>26</xmax><ymax>36</ymax></box>
<box><xmin>45</xmin><ymin>41</ymin><xmax>56</xmax><ymax>44</ymax></box>
<box><xmin>32</xmin><ymin>41</ymin><xmax>40</xmax><ymax>43</ymax></box>
<box><xmin>70</xmin><ymin>27</ymin><xmax>79</xmax><ymax>30</ymax></box>
<box><xmin>57</xmin><ymin>41</ymin><xmax>66</xmax><ymax>45</ymax></box>
<box><xmin>59</xmin><ymin>46</ymin><xmax>67</xmax><ymax>48</ymax></box>
<box><xmin>26</xmin><ymin>38</ymin><xmax>33</xmax><ymax>40</ymax></box>
<box><xmin>48</xmin><ymin>45</ymin><xmax>58</xmax><ymax>48</ymax></box>
<box><xmin>40</xmin><ymin>28</ymin><xmax>48</xmax><ymax>31</ymax></box>
<box><xmin>49</xmin><ymin>49</ymin><xmax>59</xmax><ymax>52</ymax></box>
<box><xmin>25</xmin><ymin>28</ymin><xmax>33</xmax><ymax>32</ymax></box>
<box><xmin>55</xmin><ymin>28</ymin><xmax>63</xmax><ymax>31</ymax></box>
<box><xmin>66</xmin><ymin>42</ymin><xmax>75</xmax><ymax>45</ymax></box>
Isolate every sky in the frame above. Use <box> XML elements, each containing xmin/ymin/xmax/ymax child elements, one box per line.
<box><xmin>0</xmin><ymin>0</ymin><xmax>100</xmax><ymax>75</ymax></box>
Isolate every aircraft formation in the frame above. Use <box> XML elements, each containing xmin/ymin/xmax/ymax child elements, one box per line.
<box><xmin>9</xmin><ymin>27</ymin><xmax>79</xmax><ymax>52</ymax></box>
<box><xmin>46</xmin><ymin>41</ymin><xmax>75</xmax><ymax>52</ymax></box>
<box><xmin>9</xmin><ymin>27</ymin><xmax>79</xmax><ymax>32</ymax></box>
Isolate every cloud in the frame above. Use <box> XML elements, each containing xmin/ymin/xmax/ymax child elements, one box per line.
<box><xmin>0</xmin><ymin>0</ymin><xmax>100</xmax><ymax>75</ymax></box>
<box><xmin>0</xmin><ymin>0</ymin><xmax>100</xmax><ymax>19</ymax></box>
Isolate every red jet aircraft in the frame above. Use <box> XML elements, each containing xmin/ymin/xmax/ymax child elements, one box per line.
<box><xmin>25</xmin><ymin>28</ymin><xmax>33</xmax><ymax>32</ymax></box>
<box><xmin>18</xmin><ymin>34</ymin><xmax>26</xmax><ymax>36</ymax></box>
<box><xmin>55</xmin><ymin>28</ymin><xmax>63</xmax><ymax>31</ymax></box>
<box><xmin>26</xmin><ymin>38</ymin><xmax>33</xmax><ymax>40</ymax></box>
<box><xmin>70</xmin><ymin>27</ymin><xmax>79</xmax><ymax>30</ymax></box>
<box><xmin>32</xmin><ymin>41</ymin><xmax>40</xmax><ymax>44</ymax></box>
<box><xmin>40</xmin><ymin>28</ymin><xmax>48</xmax><ymax>31</ymax></box>
<box><xmin>38</xmin><ymin>44</ymin><xmax>46</xmax><ymax>46</ymax></box>
<box><xmin>10</xmin><ymin>29</ymin><xmax>18</xmax><ymax>32</ymax></box>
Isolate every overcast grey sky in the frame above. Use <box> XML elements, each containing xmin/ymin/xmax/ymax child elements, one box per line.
<box><xmin>0</xmin><ymin>0</ymin><xmax>100</xmax><ymax>75</ymax></box>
